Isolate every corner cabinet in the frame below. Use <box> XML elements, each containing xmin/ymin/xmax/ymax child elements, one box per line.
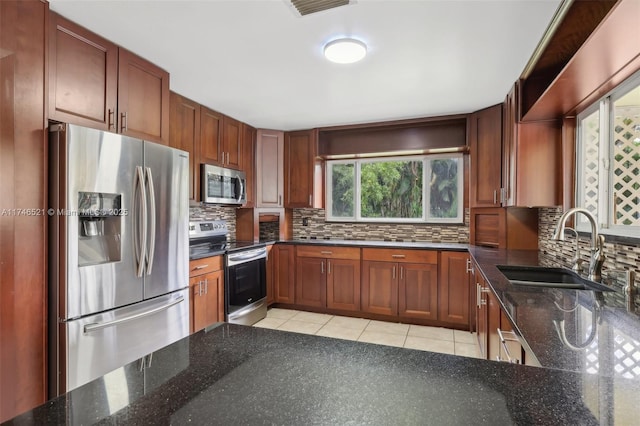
<box><xmin>256</xmin><ymin>129</ymin><xmax>284</xmax><ymax>207</ymax></box>
<box><xmin>189</xmin><ymin>257</ymin><xmax>224</xmax><ymax>333</ymax></box>
<box><xmin>284</xmin><ymin>129</ymin><xmax>323</xmax><ymax>208</ymax></box>
<box><xmin>361</xmin><ymin>249</ymin><xmax>438</xmax><ymax>321</ymax></box>
<box><xmin>49</xmin><ymin>13</ymin><xmax>169</xmax><ymax>144</ymax></box>
<box><xmin>469</xmin><ymin>104</ymin><xmax>503</xmax><ymax>207</ymax></box>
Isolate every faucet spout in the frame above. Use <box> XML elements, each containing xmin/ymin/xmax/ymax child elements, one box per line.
<box><xmin>552</xmin><ymin>208</ymin><xmax>605</xmax><ymax>282</ymax></box>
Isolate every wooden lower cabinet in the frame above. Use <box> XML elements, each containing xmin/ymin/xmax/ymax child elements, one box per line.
<box><xmin>438</xmin><ymin>251</ymin><xmax>471</xmax><ymax>326</ymax></box>
<box><xmin>295</xmin><ymin>257</ymin><xmax>326</xmax><ymax>308</ymax></box>
<box><xmin>274</xmin><ymin>244</ymin><xmax>295</xmax><ymax>304</ymax></box>
<box><xmin>475</xmin><ymin>264</ymin><xmax>489</xmax><ymax>358</ymax></box>
<box><xmin>361</xmin><ymin>261</ymin><xmax>397</xmax><ymax>316</ymax></box>
<box><xmin>326</xmin><ymin>259</ymin><xmax>361</xmax><ymax>312</ymax></box>
<box><xmin>190</xmin><ymin>270</ymin><xmax>224</xmax><ymax>333</ymax></box>
<box><xmin>398</xmin><ymin>262</ymin><xmax>438</xmax><ymax>321</ymax></box>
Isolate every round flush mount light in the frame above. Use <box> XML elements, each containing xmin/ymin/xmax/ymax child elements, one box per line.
<box><xmin>323</xmin><ymin>38</ymin><xmax>367</xmax><ymax>64</ymax></box>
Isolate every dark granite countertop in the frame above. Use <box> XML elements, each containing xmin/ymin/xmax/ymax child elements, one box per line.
<box><xmin>274</xmin><ymin>239</ymin><xmax>469</xmax><ymax>251</ymax></box>
<box><xmin>5</xmin><ymin>323</ymin><xmax>609</xmax><ymax>425</ymax></box>
<box><xmin>469</xmin><ymin>246</ymin><xmax>640</xmax><ymax>423</ymax></box>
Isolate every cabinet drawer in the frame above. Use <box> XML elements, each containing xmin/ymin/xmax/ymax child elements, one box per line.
<box><xmin>362</xmin><ymin>248</ymin><xmax>437</xmax><ymax>264</ymax></box>
<box><xmin>296</xmin><ymin>245</ymin><xmax>360</xmax><ymax>260</ymax></box>
<box><xmin>189</xmin><ymin>256</ymin><xmax>223</xmax><ymax>277</ymax></box>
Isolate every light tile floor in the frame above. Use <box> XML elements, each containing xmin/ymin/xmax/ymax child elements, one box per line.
<box><xmin>254</xmin><ymin>308</ymin><xmax>482</xmax><ymax>359</ymax></box>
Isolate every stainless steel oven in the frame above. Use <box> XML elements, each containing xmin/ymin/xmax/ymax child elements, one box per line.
<box><xmin>226</xmin><ymin>246</ymin><xmax>267</xmax><ymax>325</ymax></box>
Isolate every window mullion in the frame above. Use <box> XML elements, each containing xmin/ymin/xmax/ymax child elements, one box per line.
<box><xmin>599</xmin><ymin>97</ymin><xmax>611</xmax><ymax>229</ymax></box>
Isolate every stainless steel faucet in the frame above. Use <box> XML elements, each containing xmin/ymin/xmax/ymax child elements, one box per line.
<box><xmin>552</xmin><ymin>208</ymin><xmax>605</xmax><ymax>282</ymax></box>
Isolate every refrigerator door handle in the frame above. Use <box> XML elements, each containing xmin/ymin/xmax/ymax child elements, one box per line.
<box><xmin>83</xmin><ymin>296</ymin><xmax>185</xmax><ymax>333</ymax></box>
<box><xmin>145</xmin><ymin>166</ymin><xmax>156</xmax><ymax>275</ymax></box>
<box><xmin>133</xmin><ymin>166</ymin><xmax>147</xmax><ymax>277</ymax></box>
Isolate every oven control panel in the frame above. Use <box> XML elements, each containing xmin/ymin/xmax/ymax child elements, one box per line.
<box><xmin>189</xmin><ymin>220</ymin><xmax>228</xmax><ymax>238</ymax></box>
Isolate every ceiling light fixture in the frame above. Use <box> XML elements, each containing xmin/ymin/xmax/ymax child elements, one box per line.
<box><xmin>323</xmin><ymin>38</ymin><xmax>367</xmax><ymax>64</ymax></box>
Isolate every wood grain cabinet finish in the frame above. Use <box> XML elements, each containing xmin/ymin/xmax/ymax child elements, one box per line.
<box><xmin>189</xmin><ymin>257</ymin><xmax>224</xmax><ymax>333</ymax></box>
<box><xmin>295</xmin><ymin>246</ymin><xmax>361</xmax><ymax>311</ymax></box>
<box><xmin>474</xmin><ymin>262</ymin><xmax>489</xmax><ymax>358</ymax></box>
<box><xmin>284</xmin><ymin>129</ymin><xmax>323</xmax><ymax>208</ymax></box>
<box><xmin>469</xmin><ymin>104</ymin><xmax>503</xmax><ymax>208</ymax></box>
<box><xmin>1</xmin><ymin>0</ymin><xmax>48</xmax><ymax>421</ymax></box>
<box><xmin>273</xmin><ymin>244</ymin><xmax>295</xmax><ymax>304</ymax></box>
<box><xmin>242</xmin><ymin>123</ymin><xmax>256</xmax><ymax>207</ymax></box>
<box><xmin>169</xmin><ymin>91</ymin><xmax>200</xmax><ymax>201</ymax></box>
<box><xmin>438</xmin><ymin>251</ymin><xmax>471</xmax><ymax>326</ymax></box>
<box><xmin>49</xmin><ymin>13</ymin><xmax>170</xmax><ymax>144</ymax></box>
<box><xmin>199</xmin><ymin>106</ymin><xmax>223</xmax><ymax>165</ymax></box>
<box><xmin>361</xmin><ymin>249</ymin><xmax>438</xmax><ymax>320</ymax></box>
<box><xmin>256</xmin><ymin>129</ymin><xmax>284</xmax><ymax>207</ymax></box>
<box><xmin>222</xmin><ymin>116</ymin><xmax>242</xmax><ymax>169</ymax></box>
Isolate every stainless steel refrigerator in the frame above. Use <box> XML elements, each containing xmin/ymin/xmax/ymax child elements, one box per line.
<box><xmin>48</xmin><ymin>123</ymin><xmax>190</xmax><ymax>396</ymax></box>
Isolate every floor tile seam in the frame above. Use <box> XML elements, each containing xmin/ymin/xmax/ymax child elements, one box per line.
<box><xmin>407</xmin><ymin>333</ymin><xmax>454</xmax><ymax>342</ymax></box>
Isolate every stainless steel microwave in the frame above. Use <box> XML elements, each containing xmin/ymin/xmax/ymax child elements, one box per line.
<box><xmin>201</xmin><ymin>164</ymin><xmax>246</xmax><ymax>205</ymax></box>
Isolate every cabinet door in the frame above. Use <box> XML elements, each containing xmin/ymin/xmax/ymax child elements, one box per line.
<box><xmin>361</xmin><ymin>261</ymin><xmax>397</xmax><ymax>316</ymax></box>
<box><xmin>266</xmin><ymin>245</ymin><xmax>274</xmax><ymax>305</ymax></box>
<box><xmin>200</xmin><ymin>106</ymin><xmax>223</xmax><ymax>165</ymax></box>
<box><xmin>274</xmin><ymin>245</ymin><xmax>295</xmax><ymax>303</ymax></box>
<box><xmin>117</xmin><ymin>48</ymin><xmax>169</xmax><ymax>144</ymax></box>
<box><xmin>475</xmin><ymin>270</ymin><xmax>488</xmax><ymax>358</ymax></box>
<box><xmin>438</xmin><ymin>251</ymin><xmax>470</xmax><ymax>326</ymax></box>
<box><xmin>190</xmin><ymin>276</ymin><xmax>207</xmax><ymax>333</ymax></box>
<box><xmin>326</xmin><ymin>259</ymin><xmax>361</xmax><ymax>312</ymax></box>
<box><xmin>204</xmin><ymin>270</ymin><xmax>224</xmax><ymax>327</ymax></box>
<box><xmin>470</xmin><ymin>104</ymin><xmax>503</xmax><ymax>207</ymax></box>
<box><xmin>284</xmin><ymin>129</ymin><xmax>321</xmax><ymax>208</ymax></box>
<box><xmin>242</xmin><ymin>123</ymin><xmax>256</xmax><ymax>208</ymax></box>
<box><xmin>256</xmin><ymin>129</ymin><xmax>284</xmax><ymax>207</ymax></box>
<box><xmin>487</xmin><ymin>287</ymin><xmax>502</xmax><ymax>362</ymax></box>
<box><xmin>222</xmin><ymin>116</ymin><xmax>242</xmax><ymax>169</ymax></box>
<box><xmin>49</xmin><ymin>12</ymin><xmax>118</xmax><ymax>131</ymax></box>
<box><xmin>169</xmin><ymin>92</ymin><xmax>200</xmax><ymax>201</ymax></box>
<box><xmin>398</xmin><ymin>262</ymin><xmax>438</xmax><ymax>320</ymax></box>
<box><xmin>295</xmin><ymin>257</ymin><xmax>326</xmax><ymax>308</ymax></box>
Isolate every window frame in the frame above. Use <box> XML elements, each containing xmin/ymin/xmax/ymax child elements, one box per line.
<box><xmin>325</xmin><ymin>153</ymin><xmax>464</xmax><ymax>224</ymax></box>
<box><xmin>576</xmin><ymin>70</ymin><xmax>640</xmax><ymax>238</ymax></box>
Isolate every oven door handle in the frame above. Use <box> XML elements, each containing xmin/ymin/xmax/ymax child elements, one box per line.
<box><xmin>227</xmin><ymin>299</ymin><xmax>266</xmax><ymax>322</ymax></box>
<box><xmin>227</xmin><ymin>249</ymin><xmax>267</xmax><ymax>266</ymax></box>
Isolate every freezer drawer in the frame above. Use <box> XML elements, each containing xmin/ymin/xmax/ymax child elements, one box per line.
<box><xmin>62</xmin><ymin>289</ymin><xmax>189</xmax><ymax>393</ymax></box>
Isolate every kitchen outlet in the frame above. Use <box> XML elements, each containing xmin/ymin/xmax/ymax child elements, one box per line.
<box><xmin>302</xmin><ymin>217</ymin><xmax>309</xmax><ymax>226</ymax></box>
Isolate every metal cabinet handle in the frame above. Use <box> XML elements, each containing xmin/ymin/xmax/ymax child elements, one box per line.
<box><xmin>279</xmin><ymin>195</ymin><xmax>282</xmax><ymax>206</ymax></box>
<box><xmin>193</xmin><ymin>264</ymin><xmax>209</xmax><ymax>270</ymax></box>
<box><xmin>392</xmin><ymin>266</ymin><xmax>396</xmax><ymax>279</ymax></box>
<box><xmin>198</xmin><ymin>281</ymin><xmax>203</xmax><ymax>296</ymax></box>
<box><xmin>121</xmin><ymin>111</ymin><xmax>128</xmax><ymax>132</ymax></box>
<box><xmin>320</xmin><ymin>251</ymin><xmax>333</xmax><ymax>255</ymax></box>
<box><xmin>321</xmin><ymin>261</ymin><xmax>324</xmax><ymax>274</ymax></box>
<box><xmin>466</xmin><ymin>259</ymin><xmax>472</xmax><ymax>273</ymax></box>
<box><xmin>204</xmin><ymin>278</ymin><xmax>208</xmax><ymax>294</ymax></box>
<box><xmin>493</xmin><ymin>189</ymin><xmax>497</xmax><ymax>205</ymax></box>
<box><xmin>400</xmin><ymin>266</ymin><xmax>403</xmax><ymax>280</ymax></box>
<box><xmin>309</xmin><ymin>194</ymin><xmax>312</xmax><ymax>206</ymax></box>
<box><xmin>108</xmin><ymin>109</ymin><xmax>115</xmax><ymax>130</ymax></box>
<box><xmin>328</xmin><ymin>261</ymin><xmax>331</xmax><ymax>274</ymax></box>
<box><xmin>391</xmin><ymin>254</ymin><xmax>406</xmax><ymax>259</ymax></box>
<box><xmin>497</xmin><ymin>328</ymin><xmax>521</xmax><ymax>364</ymax></box>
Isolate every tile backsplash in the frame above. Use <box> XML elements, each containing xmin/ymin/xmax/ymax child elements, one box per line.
<box><xmin>292</xmin><ymin>208</ymin><xmax>469</xmax><ymax>243</ymax></box>
<box><xmin>539</xmin><ymin>207</ymin><xmax>640</xmax><ymax>299</ymax></box>
<box><xmin>189</xmin><ymin>204</ymin><xmax>237</xmax><ymax>240</ymax></box>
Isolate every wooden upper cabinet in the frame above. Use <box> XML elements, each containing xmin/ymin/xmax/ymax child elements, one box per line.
<box><xmin>256</xmin><ymin>129</ymin><xmax>284</xmax><ymax>207</ymax></box>
<box><xmin>117</xmin><ymin>48</ymin><xmax>170</xmax><ymax>144</ymax></box>
<box><xmin>469</xmin><ymin>104</ymin><xmax>503</xmax><ymax>207</ymax></box>
<box><xmin>503</xmin><ymin>82</ymin><xmax>562</xmax><ymax>208</ymax></box>
<box><xmin>49</xmin><ymin>12</ymin><xmax>170</xmax><ymax>144</ymax></box>
<box><xmin>169</xmin><ymin>92</ymin><xmax>200</xmax><ymax>201</ymax></box>
<box><xmin>284</xmin><ymin>129</ymin><xmax>323</xmax><ymax>208</ymax></box>
<box><xmin>242</xmin><ymin>123</ymin><xmax>256</xmax><ymax>208</ymax></box>
<box><xmin>200</xmin><ymin>106</ymin><xmax>223</xmax><ymax>165</ymax></box>
<box><xmin>222</xmin><ymin>116</ymin><xmax>242</xmax><ymax>169</ymax></box>
<box><xmin>49</xmin><ymin>12</ymin><xmax>118</xmax><ymax>131</ymax></box>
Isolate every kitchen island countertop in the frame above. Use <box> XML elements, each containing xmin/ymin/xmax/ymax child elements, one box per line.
<box><xmin>4</xmin><ymin>322</ymin><xmax>607</xmax><ymax>425</ymax></box>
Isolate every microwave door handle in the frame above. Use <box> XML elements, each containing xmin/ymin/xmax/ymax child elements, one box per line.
<box><xmin>237</xmin><ymin>177</ymin><xmax>244</xmax><ymax>203</ymax></box>
<box><xmin>145</xmin><ymin>167</ymin><xmax>156</xmax><ymax>275</ymax></box>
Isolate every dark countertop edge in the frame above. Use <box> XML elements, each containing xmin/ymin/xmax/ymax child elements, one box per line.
<box><xmin>189</xmin><ymin>249</ymin><xmax>225</xmax><ymax>260</ymax></box>
<box><xmin>270</xmin><ymin>239</ymin><xmax>469</xmax><ymax>251</ymax></box>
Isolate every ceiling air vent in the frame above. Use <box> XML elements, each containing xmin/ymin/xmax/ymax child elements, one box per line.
<box><xmin>290</xmin><ymin>0</ymin><xmax>351</xmax><ymax>16</ymax></box>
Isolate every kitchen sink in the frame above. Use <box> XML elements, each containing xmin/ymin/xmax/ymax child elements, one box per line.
<box><xmin>496</xmin><ymin>265</ymin><xmax>614</xmax><ymax>292</ymax></box>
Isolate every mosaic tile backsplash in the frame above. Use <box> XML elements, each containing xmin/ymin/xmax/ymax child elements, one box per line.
<box><xmin>539</xmin><ymin>207</ymin><xmax>640</xmax><ymax>304</ymax></box>
<box><xmin>189</xmin><ymin>204</ymin><xmax>237</xmax><ymax>241</ymax></box>
<box><xmin>292</xmin><ymin>208</ymin><xmax>470</xmax><ymax>243</ymax></box>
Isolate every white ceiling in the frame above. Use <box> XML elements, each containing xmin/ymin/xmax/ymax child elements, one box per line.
<box><xmin>48</xmin><ymin>0</ymin><xmax>561</xmax><ymax>131</ymax></box>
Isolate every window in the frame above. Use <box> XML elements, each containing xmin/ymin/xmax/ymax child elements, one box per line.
<box><xmin>577</xmin><ymin>71</ymin><xmax>640</xmax><ymax>237</ymax></box>
<box><xmin>326</xmin><ymin>154</ymin><xmax>463</xmax><ymax>223</ymax></box>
